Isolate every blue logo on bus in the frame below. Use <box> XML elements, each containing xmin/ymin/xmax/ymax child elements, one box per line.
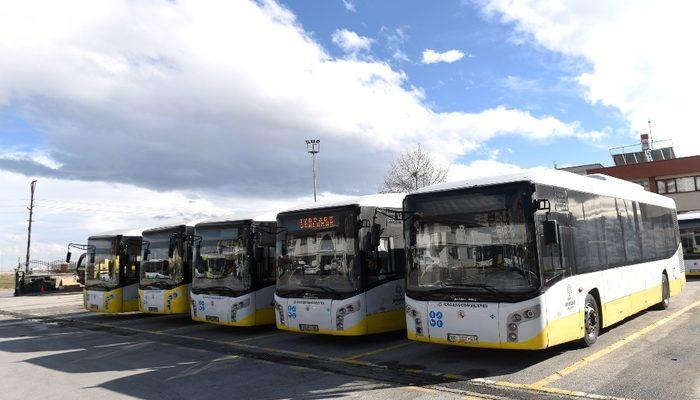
<box><xmin>429</xmin><ymin>310</ymin><xmax>443</xmax><ymax>328</ymax></box>
<box><xmin>198</xmin><ymin>300</ymin><xmax>205</xmax><ymax>311</ymax></box>
<box><xmin>287</xmin><ymin>305</ymin><xmax>297</xmax><ymax>319</ymax></box>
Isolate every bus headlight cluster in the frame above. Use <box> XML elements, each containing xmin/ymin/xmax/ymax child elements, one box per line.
<box><xmin>335</xmin><ymin>301</ymin><xmax>361</xmax><ymax>331</ymax></box>
<box><xmin>405</xmin><ymin>305</ymin><xmax>424</xmax><ymax>336</ymax></box>
<box><xmin>191</xmin><ymin>300</ymin><xmax>198</xmax><ymax>318</ymax></box>
<box><xmin>230</xmin><ymin>298</ymin><xmax>251</xmax><ymax>322</ymax></box>
<box><xmin>506</xmin><ymin>305</ymin><xmax>541</xmax><ymax>342</ymax></box>
<box><xmin>275</xmin><ymin>302</ymin><xmax>285</xmax><ymax>326</ymax></box>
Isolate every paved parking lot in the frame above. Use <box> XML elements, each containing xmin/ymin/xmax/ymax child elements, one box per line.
<box><xmin>1</xmin><ymin>280</ymin><xmax>698</xmax><ymax>400</ymax></box>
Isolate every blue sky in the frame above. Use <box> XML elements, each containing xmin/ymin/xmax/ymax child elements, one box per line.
<box><xmin>0</xmin><ymin>0</ymin><xmax>698</xmax><ymax>266</ymax></box>
<box><xmin>280</xmin><ymin>0</ymin><xmax>628</xmax><ymax>168</ymax></box>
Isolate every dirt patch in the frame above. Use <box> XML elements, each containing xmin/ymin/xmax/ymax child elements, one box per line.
<box><xmin>0</xmin><ymin>273</ymin><xmax>14</xmax><ymax>289</ymax></box>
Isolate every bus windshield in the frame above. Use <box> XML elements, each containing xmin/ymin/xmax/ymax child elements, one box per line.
<box><xmin>277</xmin><ymin>230</ymin><xmax>359</xmax><ymax>293</ymax></box>
<box><xmin>141</xmin><ymin>231</ymin><xmax>184</xmax><ymax>287</ymax></box>
<box><xmin>193</xmin><ymin>225</ymin><xmax>251</xmax><ymax>293</ymax></box>
<box><xmin>405</xmin><ymin>183</ymin><xmax>539</xmax><ymax>297</ymax></box>
<box><xmin>86</xmin><ymin>238</ymin><xmax>119</xmax><ymax>289</ymax></box>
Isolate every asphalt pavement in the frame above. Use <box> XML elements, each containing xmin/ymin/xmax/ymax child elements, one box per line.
<box><xmin>0</xmin><ymin>279</ymin><xmax>698</xmax><ymax>400</ymax></box>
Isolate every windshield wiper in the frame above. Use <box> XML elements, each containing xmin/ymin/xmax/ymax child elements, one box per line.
<box><xmin>417</xmin><ymin>282</ymin><xmax>516</xmax><ymax>302</ymax></box>
<box><xmin>298</xmin><ymin>284</ymin><xmax>342</xmax><ymax>298</ymax></box>
<box><xmin>194</xmin><ymin>286</ymin><xmax>240</xmax><ymax>296</ymax></box>
<box><xmin>142</xmin><ymin>280</ymin><xmax>174</xmax><ymax>289</ymax></box>
<box><xmin>86</xmin><ymin>282</ymin><xmax>116</xmax><ymax>290</ymax></box>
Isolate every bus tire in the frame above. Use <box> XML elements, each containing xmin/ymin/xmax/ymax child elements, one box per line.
<box><xmin>654</xmin><ymin>273</ymin><xmax>670</xmax><ymax>310</ymax></box>
<box><xmin>581</xmin><ymin>293</ymin><xmax>600</xmax><ymax>347</ymax></box>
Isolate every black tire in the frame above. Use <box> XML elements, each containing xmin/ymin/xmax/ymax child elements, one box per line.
<box><xmin>581</xmin><ymin>293</ymin><xmax>600</xmax><ymax>347</ymax></box>
<box><xmin>654</xmin><ymin>273</ymin><xmax>670</xmax><ymax>310</ymax></box>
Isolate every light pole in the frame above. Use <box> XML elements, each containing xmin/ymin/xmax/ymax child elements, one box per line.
<box><xmin>306</xmin><ymin>139</ymin><xmax>320</xmax><ymax>202</ymax></box>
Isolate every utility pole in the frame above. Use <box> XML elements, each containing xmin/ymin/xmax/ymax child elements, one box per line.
<box><xmin>25</xmin><ymin>180</ymin><xmax>37</xmax><ymax>273</ymax></box>
<box><xmin>306</xmin><ymin>140</ymin><xmax>320</xmax><ymax>202</ymax></box>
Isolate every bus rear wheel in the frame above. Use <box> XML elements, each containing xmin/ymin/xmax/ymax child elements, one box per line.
<box><xmin>654</xmin><ymin>273</ymin><xmax>670</xmax><ymax>310</ymax></box>
<box><xmin>581</xmin><ymin>293</ymin><xmax>600</xmax><ymax>347</ymax></box>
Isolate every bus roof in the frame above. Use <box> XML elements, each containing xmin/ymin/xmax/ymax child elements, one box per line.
<box><xmin>195</xmin><ymin>211</ymin><xmax>278</xmax><ymax>227</ymax></box>
<box><xmin>89</xmin><ymin>227</ymin><xmax>144</xmax><ymax>240</ymax></box>
<box><xmin>142</xmin><ymin>219</ymin><xmax>204</xmax><ymax>235</ymax></box>
<box><xmin>280</xmin><ymin>193</ymin><xmax>406</xmax><ymax>215</ymax></box>
<box><xmin>678</xmin><ymin>211</ymin><xmax>700</xmax><ymax>221</ymax></box>
<box><xmin>412</xmin><ymin>168</ymin><xmax>676</xmax><ymax>209</ymax></box>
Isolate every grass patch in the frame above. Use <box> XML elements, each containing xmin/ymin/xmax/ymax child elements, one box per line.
<box><xmin>0</xmin><ymin>273</ymin><xmax>15</xmax><ymax>289</ymax></box>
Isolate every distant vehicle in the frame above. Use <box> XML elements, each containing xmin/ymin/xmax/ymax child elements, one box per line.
<box><xmin>678</xmin><ymin>211</ymin><xmax>700</xmax><ymax>277</ymax></box>
<box><xmin>139</xmin><ymin>223</ymin><xmax>196</xmax><ymax>314</ymax></box>
<box><xmin>190</xmin><ymin>213</ymin><xmax>278</xmax><ymax>326</ymax></box>
<box><xmin>403</xmin><ymin>170</ymin><xmax>685</xmax><ymax>349</ymax></box>
<box><xmin>66</xmin><ymin>229</ymin><xmax>142</xmax><ymax>312</ymax></box>
<box><xmin>275</xmin><ymin>193</ymin><xmax>407</xmax><ymax>336</ymax></box>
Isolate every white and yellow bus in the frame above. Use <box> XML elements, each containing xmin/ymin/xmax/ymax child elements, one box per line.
<box><xmin>139</xmin><ymin>223</ymin><xmax>196</xmax><ymax>314</ymax></box>
<box><xmin>68</xmin><ymin>229</ymin><xmax>142</xmax><ymax>313</ymax></box>
<box><xmin>190</xmin><ymin>213</ymin><xmax>278</xmax><ymax>326</ymax></box>
<box><xmin>274</xmin><ymin>194</ymin><xmax>407</xmax><ymax>336</ymax></box>
<box><xmin>678</xmin><ymin>211</ymin><xmax>700</xmax><ymax>277</ymax></box>
<box><xmin>403</xmin><ymin>169</ymin><xmax>685</xmax><ymax>349</ymax></box>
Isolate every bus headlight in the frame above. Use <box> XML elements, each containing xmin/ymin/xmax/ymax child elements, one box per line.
<box><xmin>508</xmin><ymin>332</ymin><xmax>518</xmax><ymax>342</ymax></box>
<box><xmin>512</xmin><ymin>313</ymin><xmax>522</xmax><ymax>322</ymax></box>
<box><xmin>405</xmin><ymin>305</ymin><xmax>424</xmax><ymax>336</ymax></box>
<box><xmin>335</xmin><ymin>301</ymin><xmax>361</xmax><ymax>330</ymax></box>
<box><xmin>524</xmin><ymin>309</ymin><xmax>535</xmax><ymax>319</ymax></box>
<box><xmin>275</xmin><ymin>302</ymin><xmax>286</xmax><ymax>326</ymax></box>
<box><xmin>508</xmin><ymin>323</ymin><xmax>518</xmax><ymax>331</ymax></box>
<box><xmin>230</xmin><ymin>298</ymin><xmax>251</xmax><ymax>322</ymax></box>
<box><xmin>191</xmin><ymin>300</ymin><xmax>197</xmax><ymax>317</ymax></box>
<box><xmin>506</xmin><ymin>305</ymin><xmax>541</xmax><ymax>343</ymax></box>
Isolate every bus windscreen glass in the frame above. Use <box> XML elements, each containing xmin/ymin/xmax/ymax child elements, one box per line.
<box><xmin>406</xmin><ymin>183</ymin><xmax>539</xmax><ymax>296</ymax></box>
<box><xmin>193</xmin><ymin>225</ymin><xmax>251</xmax><ymax>293</ymax></box>
<box><xmin>86</xmin><ymin>238</ymin><xmax>119</xmax><ymax>289</ymax></box>
<box><xmin>141</xmin><ymin>231</ymin><xmax>185</xmax><ymax>287</ymax></box>
<box><xmin>277</xmin><ymin>209</ymin><xmax>359</xmax><ymax>294</ymax></box>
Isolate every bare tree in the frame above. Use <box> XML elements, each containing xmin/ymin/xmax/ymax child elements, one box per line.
<box><xmin>380</xmin><ymin>144</ymin><xmax>449</xmax><ymax>193</ymax></box>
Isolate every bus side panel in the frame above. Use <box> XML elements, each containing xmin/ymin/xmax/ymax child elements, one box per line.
<box><xmin>365</xmin><ymin>279</ymin><xmax>406</xmax><ymax>334</ymax></box>
<box><xmin>139</xmin><ymin>285</ymin><xmax>190</xmax><ymax>314</ymax></box>
<box><xmin>543</xmin><ymin>277</ymin><xmax>584</xmax><ymax>347</ymax></box>
<box><xmin>405</xmin><ymin>296</ymin><xmax>429</xmax><ymax>342</ymax></box>
<box><xmin>122</xmin><ymin>283</ymin><xmax>139</xmax><ymax>312</ymax></box>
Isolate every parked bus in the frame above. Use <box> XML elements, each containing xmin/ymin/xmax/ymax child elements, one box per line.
<box><xmin>678</xmin><ymin>211</ymin><xmax>700</xmax><ymax>277</ymax></box>
<box><xmin>139</xmin><ymin>223</ymin><xmax>196</xmax><ymax>314</ymax></box>
<box><xmin>190</xmin><ymin>212</ymin><xmax>278</xmax><ymax>326</ymax></box>
<box><xmin>403</xmin><ymin>170</ymin><xmax>685</xmax><ymax>349</ymax></box>
<box><xmin>67</xmin><ymin>229</ymin><xmax>142</xmax><ymax>313</ymax></box>
<box><xmin>275</xmin><ymin>194</ymin><xmax>406</xmax><ymax>335</ymax></box>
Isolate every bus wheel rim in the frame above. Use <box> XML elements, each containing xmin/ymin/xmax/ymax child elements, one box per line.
<box><xmin>585</xmin><ymin>303</ymin><xmax>598</xmax><ymax>336</ymax></box>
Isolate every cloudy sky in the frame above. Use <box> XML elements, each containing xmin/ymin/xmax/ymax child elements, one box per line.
<box><xmin>1</xmin><ymin>0</ymin><xmax>698</xmax><ymax>269</ymax></box>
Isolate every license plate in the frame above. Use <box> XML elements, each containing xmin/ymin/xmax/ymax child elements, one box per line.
<box><xmin>299</xmin><ymin>324</ymin><xmax>319</xmax><ymax>332</ymax></box>
<box><xmin>148</xmin><ymin>307</ymin><xmax>158</xmax><ymax>312</ymax></box>
<box><xmin>205</xmin><ymin>315</ymin><xmax>220</xmax><ymax>322</ymax></box>
<box><xmin>447</xmin><ymin>333</ymin><xmax>478</xmax><ymax>343</ymax></box>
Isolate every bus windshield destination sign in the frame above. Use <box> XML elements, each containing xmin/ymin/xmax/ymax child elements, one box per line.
<box><xmin>298</xmin><ymin>215</ymin><xmax>336</xmax><ymax>229</ymax></box>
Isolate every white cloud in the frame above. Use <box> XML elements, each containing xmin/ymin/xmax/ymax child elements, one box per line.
<box><xmin>481</xmin><ymin>0</ymin><xmax>700</xmax><ymax>154</ymax></box>
<box><xmin>0</xmin><ymin>0</ymin><xmax>599</xmax><ymax>201</ymax></box>
<box><xmin>331</xmin><ymin>28</ymin><xmax>372</xmax><ymax>54</ymax></box>
<box><xmin>341</xmin><ymin>0</ymin><xmax>356</xmax><ymax>12</ymax></box>
<box><xmin>448</xmin><ymin>159</ymin><xmax>535</xmax><ymax>181</ymax></box>
<box><xmin>422</xmin><ymin>49</ymin><xmax>467</xmax><ymax>64</ymax></box>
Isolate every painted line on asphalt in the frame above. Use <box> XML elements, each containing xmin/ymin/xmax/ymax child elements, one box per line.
<box><xmin>0</xmin><ymin>308</ymin><xmax>647</xmax><ymax>400</ymax></box>
<box><xmin>531</xmin><ymin>299</ymin><xmax>700</xmax><ymax>389</ymax></box>
<box><xmin>471</xmin><ymin>378</ymin><xmax>634</xmax><ymax>400</ymax></box>
<box><xmin>230</xmin><ymin>331</ymin><xmax>286</xmax><ymax>343</ymax></box>
<box><xmin>343</xmin><ymin>341</ymin><xmax>413</xmax><ymax>360</ymax></box>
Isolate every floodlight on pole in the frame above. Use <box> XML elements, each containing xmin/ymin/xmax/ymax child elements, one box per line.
<box><xmin>306</xmin><ymin>139</ymin><xmax>320</xmax><ymax>202</ymax></box>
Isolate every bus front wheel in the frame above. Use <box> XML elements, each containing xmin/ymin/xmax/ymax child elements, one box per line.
<box><xmin>581</xmin><ymin>293</ymin><xmax>600</xmax><ymax>347</ymax></box>
<box><xmin>654</xmin><ymin>273</ymin><xmax>670</xmax><ymax>310</ymax></box>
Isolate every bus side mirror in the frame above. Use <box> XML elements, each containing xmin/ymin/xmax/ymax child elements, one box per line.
<box><xmin>543</xmin><ymin>220</ymin><xmax>559</xmax><ymax>245</ymax></box>
<box><xmin>65</xmin><ymin>251</ymin><xmax>72</xmax><ymax>263</ymax></box>
<box><xmin>370</xmin><ymin>224</ymin><xmax>381</xmax><ymax>248</ymax></box>
<box><xmin>89</xmin><ymin>252</ymin><xmax>96</xmax><ymax>264</ymax></box>
<box><xmin>143</xmin><ymin>248</ymin><xmax>150</xmax><ymax>261</ymax></box>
